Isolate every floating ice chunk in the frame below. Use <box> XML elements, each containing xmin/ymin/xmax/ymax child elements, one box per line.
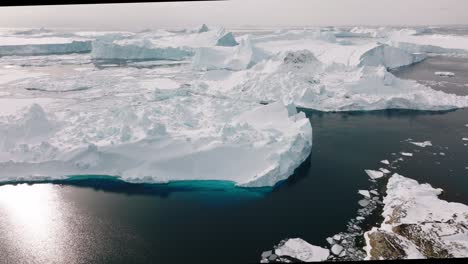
<box><xmin>435</xmin><ymin>71</ymin><xmax>455</xmax><ymax>77</ymax></box>
<box><xmin>274</xmin><ymin>238</ymin><xmax>330</xmax><ymax>262</ymax></box>
<box><xmin>409</xmin><ymin>141</ymin><xmax>432</xmax><ymax>147</ymax></box>
<box><xmin>401</xmin><ymin>152</ymin><xmax>413</xmax><ymax>157</ymax></box>
<box><xmin>333</xmin><ymin>234</ymin><xmax>342</xmax><ymax>241</ymax></box>
<box><xmin>358</xmin><ymin>190</ymin><xmax>371</xmax><ymax>198</ymax></box>
<box><xmin>462</xmin><ymin>138</ymin><xmax>468</xmax><ymax>141</ymax></box>
<box><xmin>379</xmin><ymin>168</ymin><xmax>391</xmax><ymax>174</ymax></box>
<box><xmin>359</xmin><ymin>199</ymin><xmax>370</xmax><ymax>207</ymax></box>
<box><xmin>365</xmin><ymin>169</ymin><xmax>384</xmax><ymax>179</ymax></box>
<box><xmin>331</xmin><ymin>244</ymin><xmax>344</xmax><ymax>255</ymax></box>
<box><xmin>380</xmin><ymin>160</ymin><xmax>390</xmax><ymax>165</ymax></box>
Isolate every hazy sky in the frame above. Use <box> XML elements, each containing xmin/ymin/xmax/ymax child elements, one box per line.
<box><xmin>0</xmin><ymin>0</ymin><xmax>467</xmax><ymax>30</ymax></box>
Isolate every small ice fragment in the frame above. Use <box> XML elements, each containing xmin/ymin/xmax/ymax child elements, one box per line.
<box><xmin>380</xmin><ymin>160</ymin><xmax>390</xmax><ymax>165</ymax></box>
<box><xmin>435</xmin><ymin>71</ymin><xmax>455</xmax><ymax>77</ymax></box>
<box><xmin>333</xmin><ymin>234</ymin><xmax>342</xmax><ymax>241</ymax></box>
<box><xmin>339</xmin><ymin>250</ymin><xmax>347</xmax><ymax>257</ymax></box>
<box><xmin>365</xmin><ymin>170</ymin><xmax>384</xmax><ymax>179</ymax></box>
<box><xmin>356</xmin><ymin>216</ymin><xmax>365</xmax><ymax>221</ymax></box>
<box><xmin>261</xmin><ymin>250</ymin><xmax>272</xmax><ymax>259</ymax></box>
<box><xmin>358</xmin><ymin>190</ymin><xmax>371</xmax><ymax>198</ymax></box>
<box><xmin>370</xmin><ymin>190</ymin><xmax>379</xmax><ymax>196</ymax></box>
<box><xmin>358</xmin><ymin>199</ymin><xmax>370</xmax><ymax>207</ymax></box>
<box><xmin>440</xmin><ymin>152</ymin><xmax>446</xmax><ymax>156</ymax></box>
<box><xmin>331</xmin><ymin>244</ymin><xmax>344</xmax><ymax>255</ymax></box>
<box><xmin>409</xmin><ymin>141</ymin><xmax>432</xmax><ymax>147</ymax></box>
<box><xmin>401</xmin><ymin>152</ymin><xmax>413</xmax><ymax>157</ymax></box>
<box><xmin>326</xmin><ymin>237</ymin><xmax>334</xmax><ymax>244</ymax></box>
<box><xmin>379</xmin><ymin>168</ymin><xmax>391</xmax><ymax>174</ymax></box>
<box><xmin>463</xmin><ymin>138</ymin><xmax>468</xmax><ymax>141</ymax></box>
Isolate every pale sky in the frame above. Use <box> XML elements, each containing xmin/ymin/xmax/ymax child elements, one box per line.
<box><xmin>0</xmin><ymin>0</ymin><xmax>467</xmax><ymax>30</ymax></box>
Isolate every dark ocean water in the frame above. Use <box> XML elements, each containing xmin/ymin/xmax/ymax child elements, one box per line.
<box><xmin>1</xmin><ymin>56</ymin><xmax>468</xmax><ymax>264</ymax></box>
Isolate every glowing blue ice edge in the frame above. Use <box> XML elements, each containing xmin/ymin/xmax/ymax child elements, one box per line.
<box><xmin>0</xmin><ymin>174</ymin><xmax>277</xmax><ymax>195</ymax></box>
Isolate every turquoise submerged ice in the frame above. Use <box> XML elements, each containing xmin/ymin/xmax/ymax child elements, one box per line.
<box><xmin>1</xmin><ymin>25</ymin><xmax>468</xmax><ymax>186</ymax></box>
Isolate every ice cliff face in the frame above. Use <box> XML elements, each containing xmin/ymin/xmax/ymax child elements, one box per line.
<box><xmin>364</xmin><ymin>174</ymin><xmax>468</xmax><ymax>260</ymax></box>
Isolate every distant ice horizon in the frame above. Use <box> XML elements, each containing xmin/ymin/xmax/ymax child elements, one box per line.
<box><xmin>1</xmin><ymin>0</ymin><xmax>468</xmax><ymax>31</ymax></box>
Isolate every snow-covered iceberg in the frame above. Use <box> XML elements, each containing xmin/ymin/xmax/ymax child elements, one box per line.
<box><xmin>0</xmin><ymin>64</ymin><xmax>311</xmax><ymax>187</ymax></box>
<box><xmin>364</xmin><ymin>174</ymin><xmax>468</xmax><ymax>260</ymax></box>
<box><xmin>198</xmin><ymin>49</ymin><xmax>468</xmax><ymax>111</ymax></box>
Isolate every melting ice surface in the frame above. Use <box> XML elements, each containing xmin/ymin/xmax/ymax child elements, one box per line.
<box><xmin>1</xmin><ymin>25</ymin><xmax>468</xmax><ymax>187</ymax></box>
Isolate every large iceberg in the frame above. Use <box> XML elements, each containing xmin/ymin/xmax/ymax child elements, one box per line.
<box><xmin>197</xmin><ymin>49</ymin><xmax>468</xmax><ymax>111</ymax></box>
<box><xmin>91</xmin><ymin>27</ymin><xmax>239</xmax><ymax>61</ymax></box>
<box><xmin>0</xmin><ymin>64</ymin><xmax>311</xmax><ymax>187</ymax></box>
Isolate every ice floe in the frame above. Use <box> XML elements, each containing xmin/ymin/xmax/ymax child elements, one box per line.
<box><xmin>409</xmin><ymin>141</ymin><xmax>432</xmax><ymax>147</ymax></box>
<box><xmin>365</xmin><ymin>170</ymin><xmax>384</xmax><ymax>180</ymax></box>
<box><xmin>265</xmin><ymin>238</ymin><xmax>330</xmax><ymax>262</ymax></box>
<box><xmin>435</xmin><ymin>71</ymin><xmax>455</xmax><ymax>77</ymax></box>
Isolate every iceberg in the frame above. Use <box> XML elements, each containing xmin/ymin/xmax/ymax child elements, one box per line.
<box><xmin>192</xmin><ymin>37</ymin><xmax>269</xmax><ymax>70</ymax></box>
<box><xmin>364</xmin><ymin>174</ymin><xmax>468</xmax><ymax>259</ymax></box>
<box><xmin>199</xmin><ymin>48</ymin><xmax>468</xmax><ymax>111</ymax></box>
<box><xmin>91</xmin><ymin>27</ymin><xmax>238</xmax><ymax>61</ymax></box>
<box><xmin>0</xmin><ymin>63</ymin><xmax>312</xmax><ymax>187</ymax></box>
<box><xmin>0</xmin><ymin>36</ymin><xmax>92</xmax><ymax>56</ymax></box>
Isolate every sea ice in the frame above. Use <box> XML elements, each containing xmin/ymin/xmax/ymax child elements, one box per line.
<box><xmin>435</xmin><ymin>71</ymin><xmax>455</xmax><ymax>77</ymax></box>
<box><xmin>380</xmin><ymin>160</ymin><xmax>390</xmax><ymax>165</ymax></box>
<box><xmin>401</xmin><ymin>152</ymin><xmax>413</xmax><ymax>157</ymax></box>
<box><xmin>365</xmin><ymin>170</ymin><xmax>384</xmax><ymax>180</ymax></box>
<box><xmin>358</xmin><ymin>190</ymin><xmax>371</xmax><ymax>198</ymax></box>
<box><xmin>409</xmin><ymin>141</ymin><xmax>432</xmax><ymax>147</ymax></box>
<box><xmin>273</xmin><ymin>238</ymin><xmax>330</xmax><ymax>262</ymax></box>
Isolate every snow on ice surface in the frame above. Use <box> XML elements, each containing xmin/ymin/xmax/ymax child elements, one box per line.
<box><xmin>273</xmin><ymin>238</ymin><xmax>330</xmax><ymax>262</ymax></box>
<box><xmin>409</xmin><ymin>141</ymin><xmax>432</xmax><ymax>147</ymax></box>
<box><xmin>2</xmin><ymin>26</ymin><xmax>468</xmax><ymax>186</ymax></box>
<box><xmin>365</xmin><ymin>170</ymin><xmax>384</xmax><ymax>180</ymax></box>
<box><xmin>364</xmin><ymin>174</ymin><xmax>468</xmax><ymax>259</ymax></box>
<box><xmin>401</xmin><ymin>152</ymin><xmax>413</xmax><ymax>157</ymax></box>
<box><xmin>0</xmin><ymin>61</ymin><xmax>312</xmax><ymax>187</ymax></box>
<box><xmin>91</xmin><ymin>27</ymin><xmax>238</xmax><ymax>61</ymax></box>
